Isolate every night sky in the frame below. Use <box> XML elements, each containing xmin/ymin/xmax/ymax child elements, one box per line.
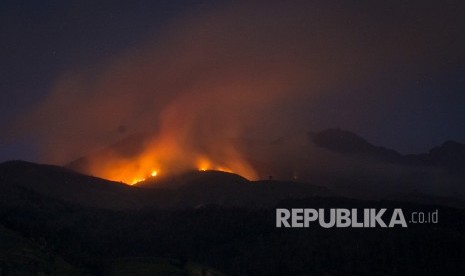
<box><xmin>1</xmin><ymin>0</ymin><xmax>465</xmax><ymax>164</ymax></box>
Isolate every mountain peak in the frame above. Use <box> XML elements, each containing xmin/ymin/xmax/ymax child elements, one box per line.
<box><xmin>428</xmin><ymin>140</ymin><xmax>465</xmax><ymax>169</ymax></box>
<box><xmin>310</xmin><ymin>128</ymin><xmax>401</xmax><ymax>160</ymax></box>
<box><xmin>311</xmin><ymin>128</ymin><xmax>375</xmax><ymax>154</ymax></box>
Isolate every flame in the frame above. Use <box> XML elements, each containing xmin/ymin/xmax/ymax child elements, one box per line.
<box><xmin>215</xmin><ymin>166</ymin><xmax>233</xmax><ymax>173</ymax></box>
<box><xmin>129</xmin><ymin>169</ymin><xmax>158</xmax><ymax>185</ymax></box>
<box><xmin>82</xmin><ymin>123</ymin><xmax>258</xmax><ymax>185</ymax></box>
<box><xmin>197</xmin><ymin>157</ymin><xmax>211</xmax><ymax>171</ymax></box>
<box><xmin>123</xmin><ymin>152</ymin><xmax>247</xmax><ymax>185</ymax></box>
<box><xmin>196</xmin><ymin>157</ymin><xmax>234</xmax><ymax>173</ymax></box>
<box><xmin>83</xmin><ymin>141</ymin><xmax>257</xmax><ymax>185</ymax></box>
<box><xmin>131</xmin><ymin>178</ymin><xmax>145</xmax><ymax>185</ymax></box>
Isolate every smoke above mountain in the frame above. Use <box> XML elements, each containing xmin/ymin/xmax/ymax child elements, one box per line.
<box><xmin>12</xmin><ymin>1</ymin><xmax>465</xmax><ymax>182</ymax></box>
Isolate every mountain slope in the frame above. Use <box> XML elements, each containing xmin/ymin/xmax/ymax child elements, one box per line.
<box><xmin>310</xmin><ymin>128</ymin><xmax>402</xmax><ymax>161</ymax></box>
<box><xmin>0</xmin><ymin>161</ymin><xmax>148</xmax><ymax>210</ymax></box>
<box><xmin>137</xmin><ymin>170</ymin><xmax>332</xmax><ymax>208</ymax></box>
<box><xmin>0</xmin><ymin>224</ymin><xmax>80</xmax><ymax>275</ymax></box>
<box><xmin>0</xmin><ymin>161</ymin><xmax>333</xmax><ymax>209</ymax></box>
<box><xmin>310</xmin><ymin>128</ymin><xmax>465</xmax><ymax>172</ymax></box>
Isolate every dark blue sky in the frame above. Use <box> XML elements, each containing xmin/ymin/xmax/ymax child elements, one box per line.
<box><xmin>1</xmin><ymin>0</ymin><xmax>465</xmax><ymax>163</ymax></box>
<box><xmin>0</xmin><ymin>0</ymin><xmax>198</xmax><ymax>119</ymax></box>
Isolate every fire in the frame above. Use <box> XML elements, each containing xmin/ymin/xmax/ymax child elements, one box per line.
<box><xmin>195</xmin><ymin>156</ymin><xmax>235</xmax><ymax>173</ymax></box>
<box><xmin>129</xmin><ymin>169</ymin><xmax>159</xmax><ymax>185</ymax></box>
<box><xmin>196</xmin><ymin>157</ymin><xmax>234</xmax><ymax>173</ymax></box>
<box><xmin>119</xmin><ymin>156</ymin><xmax>242</xmax><ymax>185</ymax></box>
<box><xmin>131</xmin><ymin>178</ymin><xmax>145</xmax><ymax>185</ymax></box>
<box><xmin>215</xmin><ymin>167</ymin><xmax>233</xmax><ymax>173</ymax></box>
<box><xmin>128</xmin><ymin>159</ymin><xmax>235</xmax><ymax>185</ymax></box>
<box><xmin>197</xmin><ymin>157</ymin><xmax>211</xmax><ymax>171</ymax></box>
<box><xmin>82</xmin><ymin>131</ymin><xmax>258</xmax><ymax>185</ymax></box>
<box><xmin>86</xmin><ymin>152</ymin><xmax>256</xmax><ymax>184</ymax></box>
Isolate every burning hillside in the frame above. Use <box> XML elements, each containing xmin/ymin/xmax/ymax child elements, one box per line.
<box><xmin>67</xmin><ymin>132</ymin><xmax>258</xmax><ymax>185</ymax></box>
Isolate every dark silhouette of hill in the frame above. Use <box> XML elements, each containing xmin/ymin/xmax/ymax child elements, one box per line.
<box><xmin>423</xmin><ymin>140</ymin><xmax>465</xmax><ymax>171</ymax></box>
<box><xmin>0</xmin><ymin>160</ymin><xmax>150</xmax><ymax>210</ymax></box>
<box><xmin>0</xmin><ymin>224</ymin><xmax>80</xmax><ymax>275</ymax></box>
<box><xmin>1</xmin><ymin>131</ymin><xmax>465</xmax><ymax>275</ymax></box>
<box><xmin>141</xmin><ymin>170</ymin><xmax>250</xmax><ymax>189</ymax></box>
<box><xmin>1</xmin><ymin>160</ymin><xmax>465</xmax><ymax>274</ymax></box>
<box><xmin>392</xmin><ymin>192</ymin><xmax>465</xmax><ymax>210</ymax></box>
<box><xmin>311</xmin><ymin>128</ymin><xmax>465</xmax><ymax>172</ymax></box>
<box><xmin>0</xmin><ymin>161</ymin><xmax>332</xmax><ymax>210</ymax></box>
<box><xmin>310</xmin><ymin>128</ymin><xmax>402</xmax><ymax>161</ymax></box>
<box><xmin>137</xmin><ymin>170</ymin><xmax>332</xmax><ymax>208</ymax></box>
<box><xmin>1</xmin><ymin>187</ymin><xmax>465</xmax><ymax>275</ymax></box>
<box><xmin>3</xmin><ymin>158</ymin><xmax>464</xmax><ymax>211</ymax></box>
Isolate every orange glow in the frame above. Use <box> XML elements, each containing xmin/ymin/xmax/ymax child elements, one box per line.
<box><xmin>197</xmin><ymin>157</ymin><xmax>211</xmax><ymax>171</ymax></box>
<box><xmin>196</xmin><ymin>157</ymin><xmax>234</xmax><ymax>173</ymax></box>
<box><xmin>215</xmin><ymin>166</ymin><xmax>233</xmax><ymax>173</ymax></box>
<box><xmin>130</xmin><ymin>169</ymin><xmax>158</xmax><ymax>185</ymax></box>
<box><xmin>131</xmin><ymin>177</ymin><xmax>145</xmax><ymax>185</ymax></box>
<box><xmin>84</xmin><ymin>146</ymin><xmax>257</xmax><ymax>184</ymax></box>
<box><xmin>81</xmin><ymin>128</ymin><xmax>258</xmax><ymax>185</ymax></box>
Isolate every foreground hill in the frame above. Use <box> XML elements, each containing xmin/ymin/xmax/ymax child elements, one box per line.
<box><xmin>0</xmin><ymin>221</ymin><xmax>226</xmax><ymax>276</ymax></box>
<box><xmin>0</xmin><ymin>190</ymin><xmax>464</xmax><ymax>275</ymax></box>
<box><xmin>0</xmin><ymin>161</ymin><xmax>149</xmax><ymax>210</ymax></box>
<box><xmin>0</xmin><ymin>224</ymin><xmax>80</xmax><ymax>275</ymax></box>
<box><xmin>2</xmin><ymin>158</ymin><xmax>464</xmax><ymax>211</ymax></box>
<box><xmin>1</xmin><ymin>160</ymin><xmax>465</xmax><ymax>274</ymax></box>
<box><xmin>137</xmin><ymin>170</ymin><xmax>332</xmax><ymax>208</ymax></box>
<box><xmin>0</xmin><ymin>161</ymin><xmax>332</xmax><ymax>210</ymax></box>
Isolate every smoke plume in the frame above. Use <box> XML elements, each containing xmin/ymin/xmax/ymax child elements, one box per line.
<box><xmin>15</xmin><ymin>1</ymin><xmax>465</xmax><ymax>182</ymax></box>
